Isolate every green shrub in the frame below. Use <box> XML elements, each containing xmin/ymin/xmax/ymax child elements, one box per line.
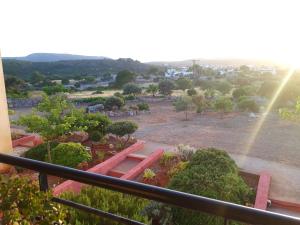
<box><xmin>51</xmin><ymin>142</ymin><xmax>91</xmax><ymax>168</ymax></box>
<box><xmin>168</xmin><ymin>161</ymin><xmax>189</xmax><ymax>178</ymax></box>
<box><xmin>187</xmin><ymin>88</ymin><xmax>197</xmax><ymax>96</ymax></box>
<box><xmin>123</xmin><ymin>83</ymin><xmax>142</xmax><ymax>95</ymax></box>
<box><xmin>62</xmin><ymin>187</ymin><xmax>150</xmax><ymax>225</ymax></box>
<box><xmin>114</xmin><ymin>92</ymin><xmax>125</xmax><ymax>99</ymax></box>
<box><xmin>160</xmin><ymin>151</ymin><xmax>176</xmax><ymax>167</ymax></box>
<box><xmin>107</xmin><ymin>121</ymin><xmax>138</xmax><ymax>139</ymax></box>
<box><xmin>232</xmin><ymin>87</ymin><xmax>247</xmax><ymax>99</ymax></box>
<box><xmin>81</xmin><ymin>112</ymin><xmax>112</xmax><ymax>135</ymax></box>
<box><xmin>124</xmin><ymin>94</ymin><xmax>136</xmax><ymax>100</ymax></box>
<box><xmin>104</xmin><ymin>96</ymin><xmax>125</xmax><ymax>110</ymax></box>
<box><xmin>73</xmin><ymin>97</ymin><xmax>107</xmax><ymax>105</ymax></box>
<box><xmin>137</xmin><ymin>103</ymin><xmax>150</xmax><ymax>111</ymax></box>
<box><xmin>90</xmin><ymin>131</ymin><xmax>104</xmax><ymax>142</ymax></box>
<box><xmin>143</xmin><ymin>169</ymin><xmax>156</xmax><ymax>179</ymax></box>
<box><xmin>0</xmin><ymin>175</ymin><xmax>67</xmax><ymax>224</ymax></box>
<box><xmin>238</xmin><ymin>97</ymin><xmax>259</xmax><ymax>113</ymax></box>
<box><xmin>24</xmin><ymin>141</ymin><xmax>59</xmax><ymax>161</ymax></box>
<box><xmin>167</xmin><ymin>148</ymin><xmax>254</xmax><ymax>225</ymax></box>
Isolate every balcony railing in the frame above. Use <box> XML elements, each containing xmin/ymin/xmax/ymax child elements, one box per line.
<box><xmin>1</xmin><ymin>153</ymin><xmax>300</xmax><ymax>225</ymax></box>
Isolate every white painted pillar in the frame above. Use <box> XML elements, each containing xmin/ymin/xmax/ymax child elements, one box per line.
<box><xmin>0</xmin><ymin>51</ymin><xmax>13</xmax><ymax>173</ymax></box>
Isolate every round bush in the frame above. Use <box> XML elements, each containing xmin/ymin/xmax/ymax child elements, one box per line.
<box><xmin>51</xmin><ymin>142</ymin><xmax>91</xmax><ymax>168</ymax></box>
<box><xmin>187</xmin><ymin>88</ymin><xmax>197</xmax><ymax>96</ymax></box>
<box><xmin>137</xmin><ymin>103</ymin><xmax>150</xmax><ymax>111</ymax></box>
<box><xmin>107</xmin><ymin>121</ymin><xmax>138</xmax><ymax>138</ymax></box>
<box><xmin>168</xmin><ymin>148</ymin><xmax>254</xmax><ymax>225</ymax></box>
<box><xmin>238</xmin><ymin>97</ymin><xmax>259</xmax><ymax>113</ymax></box>
<box><xmin>24</xmin><ymin>142</ymin><xmax>59</xmax><ymax>161</ymax></box>
<box><xmin>104</xmin><ymin>96</ymin><xmax>125</xmax><ymax>110</ymax></box>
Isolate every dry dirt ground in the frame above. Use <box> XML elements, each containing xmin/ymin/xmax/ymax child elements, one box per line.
<box><xmin>121</xmin><ymin>101</ymin><xmax>300</xmax><ymax>168</ymax></box>
<box><xmin>118</xmin><ymin>101</ymin><xmax>300</xmax><ymax>204</ymax></box>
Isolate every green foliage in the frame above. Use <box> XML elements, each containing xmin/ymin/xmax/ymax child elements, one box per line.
<box><xmin>175</xmin><ymin>77</ymin><xmax>192</xmax><ymax>90</ymax></box>
<box><xmin>62</xmin><ymin>186</ymin><xmax>150</xmax><ymax>225</ymax></box>
<box><xmin>24</xmin><ymin>142</ymin><xmax>59</xmax><ymax>161</ymax></box>
<box><xmin>73</xmin><ymin>96</ymin><xmax>106</xmax><ymax>105</ymax></box>
<box><xmin>146</xmin><ymin>84</ymin><xmax>159</xmax><ymax>97</ymax></box>
<box><xmin>30</xmin><ymin>71</ymin><xmax>46</xmax><ymax>85</ymax></box>
<box><xmin>90</xmin><ymin>131</ymin><xmax>104</xmax><ymax>142</ymax></box>
<box><xmin>143</xmin><ymin>168</ymin><xmax>156</xmax><ymax>179</ymax></box>
<box><xmin>43</xmin><ymin>84</ymin><xmax>68</xmax><ymax>95</ymax></box>
<box><xmin>168</xmin><ymin>161</ymin><xmax>189</xmax><ymax>178</ymax></box>
<box><xmin>5</xmin><ymin>75</ymin><xmax>29</xmax><ymax>99</ymax></box>
<box><xmin>17</xmin><ymin>94</ymin><xmax>86</xmax><ymax>142</ymax></box>
<box><xmin>214</xmin><ymin>97</ymin><xmax>233</xmax><ymax>114</ymax></box>
<box><xmin>258</xmin><ymin>81</ymin><xmax>278</xmax><ymax>98</ymax></box>
<box><xmin>167</xmin><ymin>148</ymin><xmax>254</xmax><ymax>225</ymax></box>
<box><xmin>173</xmin><ymin>95</ymin><xmax>194</xmax><ymax>120</ymax></box>
<box><xmin>279</xmin><ymin>97</ymin><xmax>300</xmax><ymax>121</ymax></box>
<box><xmin>3</xmin><ymin>59</ymin><xmax>150</xmax><ymax>80</ymax></box>
<box><xmin>215</xmin><ymin>80</ymin><xmax>232</xmax><ymax>94</ymax></box>
<box><xmin>238</xmin><ymin>97</ymin><xmax>259</xmax><ymax>113</ymax></box>
<box><xmin>51</xmin><ymin>142</ymin><xmax>91</xmax><ymax>168</ymax></box>
<box><xmin>232</xmin><ymin>87</ymin><xmax>247</xmax><ymax>99</ymax></box>
<box><xmin>137</xmin><ymin>102</ymin><xmax>150</xmax><ymax>111</ymax></box>
<box><xmin>115</xmin><ymin>70</ymin><xmax>136</xmax><ymax>88</ymax></box>
<box><xmin>114</xmin><ymin>92</ymin><xmax>125</xmax><ymax>99</ymax></box>
<box><xmin>192</xmin><ymin>94</ymin><xmax>207</xmax><ymax>113</ymax></box>
<box><xmin>159</xmin><ymin>80</ymin><xmax>175</xmax><ymax>96</ymax></box>
<box><xmin>0</xmin><ymin>175</ymin><xmax>67</xmax><ymax>225</ymax></box>
<box><xmin>160</xmin><ymin>151</ymin><xmax>176</xmax><ymax>167</ymax></box>
<box><xmin>124</xmin><ymin>94</ymin><xmax>136</xmax><ymax>100</ymax></box>
<box><xmin>187</xmin><ymin>88</ymin><xmax>197</xmax><ymax>96</ymax></box>
<box><xmin>123</xmin><ymin>83</ymin><xmax>142</xmax><ymax>95</ymax></box>
<box><xmin>104</xmin><ymin>96</ymin><xmax>125</xmax><ymax>110</ymax></box>
<box><xmin>76</xmin><ymin>112</ymin><xmax>112</xmax><ymax>135</ymax></box>
<box><xmin>107</xmin><ymin>121</ymin><xmax>138</xmax><ymax>138</ymax></box>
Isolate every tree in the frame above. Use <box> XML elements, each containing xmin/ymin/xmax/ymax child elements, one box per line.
<box><xmin>168</xmin><ymin>148</ymin><xmax>253</xmax><ymax>225</ymax></box>
<box><xmin>215</xmin><ymin>80</ymin><xmax>232</xmax><ymax>94</ymax></box>
<box><xmin>104</xmin><ymin>96</ymin><xmax>125</xmax><ymax>110</ymax></box>
<box><xmin>214</xmin><ymin>97</ymin><xmax>233</xmax><ymax>117</ymax></box>
<box><xmin>17</xmin><ymin>94</ymin><xmax>86</xmax><ymax>162</ymax></box>
<box><xmin>123</xmin><ymin>83</ymin><xmax>142</xmax><ymax>96</ymax></box>
<box><xmin>232</xmin><ymin>87</ymin><xmax>247</xmax><ymax>99</ymax></box>
<box><xmin>175</xmin><ymin>77</ymin><xmax>192</xmax><ymax>90</ymax></box>
<box><xmin>61</xmin><ymin>78</ymin><xmax>70</xmax><ymax>85</ymax></box>
<box><xmin>107</xmin><ymin>121</ymin><xmax>138</xmax><ymax>146</ymax></box>
<box><xmin>159</xmin><ymin>80</ymin><xmax>175</xmax><ymax>96</ymax></box>
<box><xmin>187</xmin><ymin>88</ymin><xmax>197</xmax><ymax>96</ymax></box>
<box><xmin>114</xmin><ymin>70</ymin><xmax>136</xmax><ymax>88</ymax></box>
<box><xmin>43</xmin><ymin>84</ymin><xmax>68</xmax><ymax>95</ymax></box>
<box><xmin>238</xmin><ymin>97</ymin><xmax>259</xmax><ymax>113</ymax></box>
<box><xmin>146</xmin><ymin>84</ymin><xmax>159</xmax><ymax>97</ymax></box>
<box><xmin>5</xmin><ymin>75</ymin><xmax>28</xmax><ymax>98</ymax></box>
<box><xmin>30</xmin><ymin>71</ymin><xmax>45</xmax><ymax>85</ymax></box>
<box><xmin>173</xmin><ymin>95</ymin><xmax>195</xmax><ymax>120</ymax></box>
<box><xmin>192</xmin><ymin>94</ymin><xmax>207</xmax><ymax>113</ymax></box>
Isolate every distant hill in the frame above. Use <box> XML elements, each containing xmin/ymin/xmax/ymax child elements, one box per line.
<box><xmin>2</xmin><ymin>58</ymin><xmax>154</xmax><ymax>79</ymax></box>
<box><xmin>3</xmin><ymin>53</ymin><xmax>108</xmax><ymax>62</ymax></box>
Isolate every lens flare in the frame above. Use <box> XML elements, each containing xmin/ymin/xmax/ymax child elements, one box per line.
<box><xmin>239</xmin><ymin>67</ymin><xmax>296</xmax><ymax>166</ymax></box>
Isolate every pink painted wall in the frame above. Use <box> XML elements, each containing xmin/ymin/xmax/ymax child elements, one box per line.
<box><xmin>121</xmin><ymin>149</ymin><xmax>163</xmax><ymax>180</ymax></box>
<box><xmin>254</xmin><ymin>171</ymin><xmax>271</xmax><ymax>210</ymax></box>
<box><xmin>53</xmin><ymin>140</ymin><xmax>145</xmax><ymax>196</ymax></box>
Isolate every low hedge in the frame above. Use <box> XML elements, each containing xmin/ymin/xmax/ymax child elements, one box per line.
<box><xmin>62</xmin><ymin>186</ymin><xmax>150</xmax><ymax>225</ymax></box>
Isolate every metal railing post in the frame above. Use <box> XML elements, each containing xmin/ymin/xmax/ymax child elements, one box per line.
<box><xmin>38</xmin><ymin>172</ymin><xmax>48</xmax><ymax>191</ymax></box>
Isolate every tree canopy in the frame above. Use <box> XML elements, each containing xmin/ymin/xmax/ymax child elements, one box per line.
<box><xmin>114</xmin><ymin>70</ymin><xmax>136</xmax><ymax>88</ymax></box>
<box><xmin>159</xmin><ymin>80</ymin><xmax>175</xmax><ymax>96</ymax></box>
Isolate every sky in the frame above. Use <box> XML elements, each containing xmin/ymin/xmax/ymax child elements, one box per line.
<box><xmin>1</xmin><ymin>0</ymin><xmax>300</xmax><ymax>63</ymax></box>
